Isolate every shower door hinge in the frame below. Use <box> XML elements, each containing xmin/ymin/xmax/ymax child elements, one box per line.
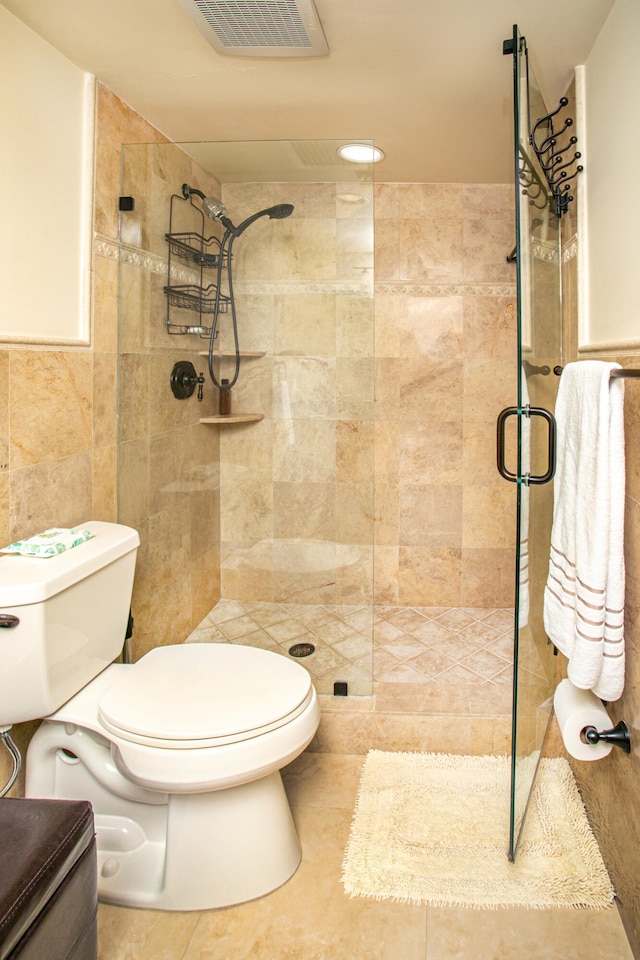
<box><xmin>119</xmin><ymin>196</ymin><xmax>135</xmax><ymax>212</ymax></box>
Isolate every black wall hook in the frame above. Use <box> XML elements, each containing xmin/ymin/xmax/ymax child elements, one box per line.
<box><xmin>530</xmin><ymin>97</ymin><xmax>583</xmax><ymax>216</ymax></box>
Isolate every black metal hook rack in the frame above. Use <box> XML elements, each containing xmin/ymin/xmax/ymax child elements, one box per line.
<box><xmin>530</xmin><ymin>97</ymin><xmax>583</xmax><ymax>217</ymax></box>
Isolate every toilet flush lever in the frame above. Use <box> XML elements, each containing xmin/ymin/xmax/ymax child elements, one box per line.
<box><xmin>0</xmin><ymin>615</ymin><xmax>20</xmax><ymax>628</ymax></box>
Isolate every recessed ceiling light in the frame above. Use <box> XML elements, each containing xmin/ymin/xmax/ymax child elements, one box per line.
<box><xmin>337</xmin><ymin>143</ymin><xmax>385</xmax><ymax>164</ymax></box>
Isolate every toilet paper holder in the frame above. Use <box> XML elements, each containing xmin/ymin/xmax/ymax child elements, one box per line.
<box><xmin>581</xmin><ymin>720</ymin><xmax>631</xmax><ymax>754</ymax></box>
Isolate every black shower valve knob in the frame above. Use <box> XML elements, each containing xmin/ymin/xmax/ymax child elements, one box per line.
<box><xmin>170</xmin><ymin>360</ymin><xmax>205</xmax><ymax>401</ymax></box>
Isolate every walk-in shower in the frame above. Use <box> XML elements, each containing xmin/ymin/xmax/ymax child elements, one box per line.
<box><xmin>118</xmin><ymin>139</ymin><xmax>376</xmax><ymax>697</ymax></box>
<box><xmin>117</xmin><ymin>137</ymin><xmax>516</xmax><ymax>762</ymax></box>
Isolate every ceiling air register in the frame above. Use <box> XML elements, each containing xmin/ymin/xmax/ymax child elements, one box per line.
<box><xmin>179</xmin><ymin>0</ymin><xmax>329</xmax><ymax>57</ymax></box>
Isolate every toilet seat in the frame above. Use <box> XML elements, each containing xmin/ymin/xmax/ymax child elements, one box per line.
<box><xmin>98</xmin><ymin>644</ymin><xmax>314</xmax><ymax>749</ymax></box>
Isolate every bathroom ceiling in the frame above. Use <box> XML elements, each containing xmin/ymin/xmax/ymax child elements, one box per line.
<box><xmin>2</xmin><ymin>0</ymin><xmax>614</xmax><ymax>183</ymax></box>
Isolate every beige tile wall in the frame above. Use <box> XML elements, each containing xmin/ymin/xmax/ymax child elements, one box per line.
<box><xmin>116</xmin><ymin>140</ymin><xmax>222</xmax><ymax>658</ymax></box>
<box><xmin>217</xmin><ymin>180</ymin><xmax>375</xmax><ymax>607</ymax></box>
<box><xmin>375</xmin><ymin>182</ymin><xmax>516</xmax><ymax>607</ymax></box>
<box><xmin>217</xmin><ymin>180</ymin><xmax>517</xmax><ymax>609</ymax></box>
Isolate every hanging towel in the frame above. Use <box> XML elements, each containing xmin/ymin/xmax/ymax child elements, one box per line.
<box><xmin>543</xmin><ymin>360</ymin><xmax>626</xmax><ymax>701</ymax></box>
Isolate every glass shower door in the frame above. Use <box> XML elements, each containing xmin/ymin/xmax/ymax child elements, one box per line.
<box><xmin>502</xmin><ymin>26</ymin><xmax>562</xmax><ymax>860</ymax></box>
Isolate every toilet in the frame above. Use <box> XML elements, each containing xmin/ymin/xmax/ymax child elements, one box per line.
<box><xmin>0</xmin><ymin>521</ymin><xmax>320</xmax><ymax>911</ymax></box>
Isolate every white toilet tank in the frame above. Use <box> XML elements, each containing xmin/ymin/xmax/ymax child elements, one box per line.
<box><xmin>0</xmin><ymin>521</ymin><xmax>139</xmax><ymax>726</ymax></box>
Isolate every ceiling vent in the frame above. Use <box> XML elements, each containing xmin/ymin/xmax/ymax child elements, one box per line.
<box><xmin>178</xmin><ymin>0</ymin><xmax>329</xmax><ymax>58</ymax></box>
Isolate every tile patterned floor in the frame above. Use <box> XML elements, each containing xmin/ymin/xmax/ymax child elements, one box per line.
<box><xmin>187</xmin><ymin>600</ymin><xmax>516</xmax><ymax>696</ymax></box>
<box><xmin>97</xmin><ymin>753</ymin><xmax>634</xmax><ymax>960</ymax></box>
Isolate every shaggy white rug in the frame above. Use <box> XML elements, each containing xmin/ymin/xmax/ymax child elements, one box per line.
<box><xmin>342</xmin><ymin>751</ymin><xmax>614</xmax><ymax>909</ymax></box>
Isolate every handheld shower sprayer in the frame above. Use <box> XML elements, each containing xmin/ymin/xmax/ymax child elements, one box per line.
<box><xmin>182</xmin><ymin>184</ymin><xmax>294</xmax><ymax>237</ymax></box>
<box><xmin>233</xmin><ymin>203</ymin><xmax>295</xmax><ymax>237</ymax></box>
<box><xmin>179</xmin><ymin>184</ymin><xmax>295</xmax><ymax>395</ymax></box>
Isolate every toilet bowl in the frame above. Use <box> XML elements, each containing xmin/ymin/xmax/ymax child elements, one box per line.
<box><xmin>0</xmin><ymin>521</ymin><xmax>320</xmax><ymax>911</ymax></box>
<box><xmin>26</xmin><ymin>643</ymin><xmax>320</xmax><ymax>911</ymax></box>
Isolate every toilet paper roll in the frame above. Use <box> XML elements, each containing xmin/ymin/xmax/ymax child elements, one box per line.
<box><xmin>554</xmin><ymin>678</ymin><xmax>613</xmax><ymax>761</ymax></box>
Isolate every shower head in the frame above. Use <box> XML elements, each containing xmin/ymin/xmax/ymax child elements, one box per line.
<box><xmin>234</xmin><ymin>203</ymin><xmax>294</xmax><ymax>237</ymax></box>
<box><xmin>181</xmin><ymin>183</ymin><xmax>237</xmax><ymax>233</ymax></box>
<box><xmin>181</xmin><ymin>185</ymin><xmax>294</xmax><ymax>238</ymax></box>
<box><xmin>267</xmin><ymin>204</ymin><xmax>295</xmax><ymax>220</ymax></box>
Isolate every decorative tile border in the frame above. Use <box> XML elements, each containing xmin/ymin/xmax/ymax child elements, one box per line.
<box><xmin>94</xmin><ymin>234</ymin><xmax>198</xmax><ymax>283</ymax></box>
<box><xmin>96</xmin><ymin>235</ymin><xmax>525</xmax><ymax>298</ymax></box>
<box><xmin>375</xmin><ymin>281</ymin><xmax>516</xmax><ymax>297</ymax></box>
<box><xmin>235</xmin><ymin>280</ymin><xmax>373</xmax><ymax>296</ymax></box>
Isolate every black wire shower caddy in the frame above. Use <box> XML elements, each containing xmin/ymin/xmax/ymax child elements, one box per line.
<box><xmin>164</xmin><ymin>192</ymin><xmax>230</xmax><ymax>337</ymax></box>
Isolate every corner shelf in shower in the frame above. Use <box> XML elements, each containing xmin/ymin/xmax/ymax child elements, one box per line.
<box><xmin>199</xmin><ymin>414</ymin><xmax>265</xmax><ymax>424</ymax></box>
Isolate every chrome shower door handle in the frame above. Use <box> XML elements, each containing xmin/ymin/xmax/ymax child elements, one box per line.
<box><xmin>496</xmin><ymin>406</ymin><xmax>557</xmax><ymax>485</ymax></box>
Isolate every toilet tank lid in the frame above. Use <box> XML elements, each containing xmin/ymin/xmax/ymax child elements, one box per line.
<box><xmin>0</xmin><ymin>522</ymin><xmax>140</xmax><ymax>607</ymax></box>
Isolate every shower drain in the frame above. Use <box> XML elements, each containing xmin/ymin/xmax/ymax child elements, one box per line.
<box><xmin>288</xmin><ymin>642</ymin><xmax>315</xmax><ymax>658</ymax></box>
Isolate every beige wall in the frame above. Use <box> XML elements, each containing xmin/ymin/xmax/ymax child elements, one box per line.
<box><xmin>582</xmin><ymin>0</ymin><xmax>640</xmax><ymax>348</ymax></box>
<box><xmin>0</xmin><ymin>7</ymin><xmax>93</xmax><ymax>344</ymax></box>
<box><xmin>559</xmin><ymin>67</ymin><xmax>640</xmax><ymax>958</ymax></box>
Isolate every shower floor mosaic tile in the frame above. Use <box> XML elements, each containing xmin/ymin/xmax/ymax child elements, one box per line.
<box><xmin>187</xmin><ymin>600</ymin><xmax>515</xmax><ymax>696</ymax></box>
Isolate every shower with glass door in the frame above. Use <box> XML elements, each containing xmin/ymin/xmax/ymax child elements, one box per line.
<box><xmin>500</xmin><ymin>25</ymin><xmax>581</xmax><ymax>859</ymax></box>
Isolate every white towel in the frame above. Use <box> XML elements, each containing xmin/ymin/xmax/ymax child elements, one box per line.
<box><xmin>543</xmin><ymin>361</ymin><xmax>626</xmax><ymax>701</ymax></box>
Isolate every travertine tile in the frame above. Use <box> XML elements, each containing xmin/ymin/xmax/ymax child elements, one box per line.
<box><xmin>181</xmin><ymin>806</ymin><xmax>427</xmax><ymax>960</ymax></box>
<box><xmin>98</xmin><ymin>905</ymin><xmax>199</xmax><ymax>960</ymax></box>
<box><xmin>396</xmin><ymin>295</ymin><xmax>464</xmax><ymax>360</ymax></box>
<box><xmin>399</xmin><ymin>546</ymin><xmax>462</xmax><ymax>607</ymax></box>
<box><xmin>10</xmin><ymin>452</ymin><xmax>93</xmax><ymax>540</ymax></box>
<box><xmin>119</xmin><ymin>353</ymin><xmax>150</xmax><ymax>443</ymax></box>
<box><xmin>10</xmin><ymin>350</ymin><xmax>93</xmax><ymax>468</ymax></box>
<box><xmin>282</xmin><ymin>752</ymin><xmax>364</xmax><ymax>809</ymax></box>
<box><xmin>92</xmin><ymin>444</ymin><xmax>117</xmax><ymax>522</ymax></box>
<box><xmin>0</xmin><ymin>352</ymin><xmax>8</xmax><ymax>473</ymax></box>
<box><xmin>93</xmin><ymin>352</ymin><xmax>117</xmax><ymax>448</ymax></box>
<box><xmin>461</xmin><ymin>548</ymin><xmax>516</xmax><ymax>608</ymax></box>
<box><xmin>426</xmin><ymin>904</ymin><xmax>633</xmax><ymax>960</ymax></box>
<box><xmin>0</xmin><ymin>473</ymin><xmax>9</xmax><ymax>547</ymax></box>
